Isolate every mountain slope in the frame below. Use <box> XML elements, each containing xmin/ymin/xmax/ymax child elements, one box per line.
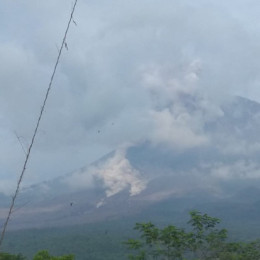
<box><xmin>1</xmin><ymin>96</ymin><xmax>260</xmax><ymax>230</ymax></box>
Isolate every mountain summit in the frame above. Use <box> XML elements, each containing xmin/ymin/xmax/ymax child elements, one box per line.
<box><xmin>1</xmin><ymin>96</ymin><xmax>260</xmax><ymax>229</ymax></box>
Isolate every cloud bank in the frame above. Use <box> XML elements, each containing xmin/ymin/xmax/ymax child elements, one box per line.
<box><xmin>1</xmin><ymin>0</ymin><xmax>260</xmax><ymax>193</ymax></box>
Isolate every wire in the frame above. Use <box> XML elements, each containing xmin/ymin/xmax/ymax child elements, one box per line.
<box><xmin>0</xmin><ymin>0</ymin><xmax>79</xmax><ymax>249</ymax></box>
<box><xmin>14</xmin><ymin>131</ymin><xmax>27</xmax><ymax>156</ymax></box>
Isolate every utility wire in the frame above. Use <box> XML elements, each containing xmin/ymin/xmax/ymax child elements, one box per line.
<box><xmin>0</xmin><ymin>0</ymin><xmax>79</xmax><ymax>249</ymax></box>
<box><xmin>14</xmin><ymin>131</ymin><xmax>27</xmax><ymax>156</ymax></box>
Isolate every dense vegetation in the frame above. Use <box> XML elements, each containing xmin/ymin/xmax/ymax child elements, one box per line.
<box><xmin>2</xmin><ymin>210</ymin><xmax>260</xmax><ymax>259</ymax></box>
<box><xmin>0</xmin><ymin>251</ymin><xmax>73</xmax><ymax>260</ymax></box>
<box><xmin>2</xmin><ymin>220</ymin><xmax>131</xmax><ymax>260</ymax></box>
<box><xmin>125</xmin><ymin>210</ymin><xmax>260</xmax><ymax>259</ymax></box>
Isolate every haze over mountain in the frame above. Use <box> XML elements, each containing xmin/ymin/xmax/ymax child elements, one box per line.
<box><xmin>2</xmin><ymin>1</ymin><xmax>260</xmax><ymax>235</ymax></box>
<box><xmin>2</xmin><ymin>0</ymin><xmax>260</xmax><ymax>193</ymax></box>
<box><xmin>1</xmin><ymin>95</ymin><xmax>260</xmax><ymax>230</ymax></box>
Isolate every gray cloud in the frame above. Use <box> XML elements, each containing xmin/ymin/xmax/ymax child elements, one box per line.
<box><xmin>209</xmin><ymin>160</ymin><xmax>260</xmax><ymax>180</ymax></box>
<box><xmin>1</xmin><ymin>0</ymin><xmax>260</xmax><ymax>192</ymax></box>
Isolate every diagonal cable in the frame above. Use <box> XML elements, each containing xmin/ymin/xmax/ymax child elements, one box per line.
<box><xmin>0</xmin><ymin>0</ymin><xmax>79</xmax><ymax>249</ymax></box>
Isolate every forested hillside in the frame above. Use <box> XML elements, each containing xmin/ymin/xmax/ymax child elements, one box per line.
<box><xmin>3</xmin><ymin>210</ymin><xmax>260</xmax><ymax>260</ymax></box>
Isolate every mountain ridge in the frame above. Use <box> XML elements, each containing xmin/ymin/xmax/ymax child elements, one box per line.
<box><xmin>1</xmin><ymin>95</ymin><xmax>260</xmax><ymax>230</ymax></box>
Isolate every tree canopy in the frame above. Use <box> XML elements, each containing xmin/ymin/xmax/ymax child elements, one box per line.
<box><xmin>125</xmin><ymin>210</ymin><xmax>260</xmax><ymax>260</ymax></box>
<box><xmin>0</xmin><ymin>251</ymin><xmax>74</xmax><ymax>260</ymax></box>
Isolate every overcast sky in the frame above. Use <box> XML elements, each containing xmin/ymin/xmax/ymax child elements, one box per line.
<box><xmin>1</xmin><ymin>0</ymin><xmax>260</xmax><ymax>194</ymax></box>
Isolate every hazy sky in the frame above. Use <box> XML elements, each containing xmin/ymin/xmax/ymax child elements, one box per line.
<box><xmin>1</xmin><ymin>0</ymin><xmax>260</xmax><ymax>194</ymax></box>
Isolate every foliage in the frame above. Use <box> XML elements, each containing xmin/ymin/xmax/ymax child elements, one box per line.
<box><xmin>2</xmin><ymin>220</ymin><xmax>130</xmax><ymax>260</ymax></box>
<box><xmin>0</xmin><ymin>250</ymin><xmax>74</xmax><ymax>260</ymax></box>
<box><xmin>33</xmin><ymin>250</ymin><xmax>74</xmax><ymax>260</ymax></box>
<box><xmin>219</xmin><ymin>240</ymin><xmax>260</xmax><ymax>260</ymax></box>
<box><xmin>3</xmin><ymin>211</ymin><xmax>260</xmax><ymax>260</ymax></box>
<box><xmin>125</xmin><ymin>210</ymin><xmax>260</xmax><ymax>260</ymax></box>
<box><xmin>0</xmin><ymin>252</ymin><xmax>26</xmax><ymax>260</ymax></box>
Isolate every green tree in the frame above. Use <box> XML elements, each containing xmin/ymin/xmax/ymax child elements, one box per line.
<box><xmin>219</xmin><ymin>240</ymin><xmax>260</xmax><ymax>260</ymax></box>
<box><xmin>33</xmin><ymin>250</ymin><xmax>74</xmax><ymax>260</ymax></box>
<box><xmin>125</xmin><ymin>221</ymin><xmax>191</xmax><ymax>259</ymax></box>
<box><xmin>125</xmin><ymin>210</ymin><xmax>260</xmax><ymax>260</ymax></box>
<box><xmin>0</xmin><ymin>252</ymin><xmax>26</xmax><ymax>260</ymax></box>
<box><xmin>188</xmin><ymin>210</ymin><xmax>227</xmax><ymax>259</ymax></box>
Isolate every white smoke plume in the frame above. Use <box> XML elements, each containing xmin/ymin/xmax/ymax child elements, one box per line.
<box><xmin>95</xmin><ymin>148</ymin><xmax>146</xmax><ymax>197</ymax></box>
<box><xmin>63</xmin><ymin>147</ymin><xmax>146</xmax><ymax>197</ymax></box>
<box><xmin>140</xmin><ymin>60</ymin><xmax>223</xmax><ymax>150</ymax></box>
